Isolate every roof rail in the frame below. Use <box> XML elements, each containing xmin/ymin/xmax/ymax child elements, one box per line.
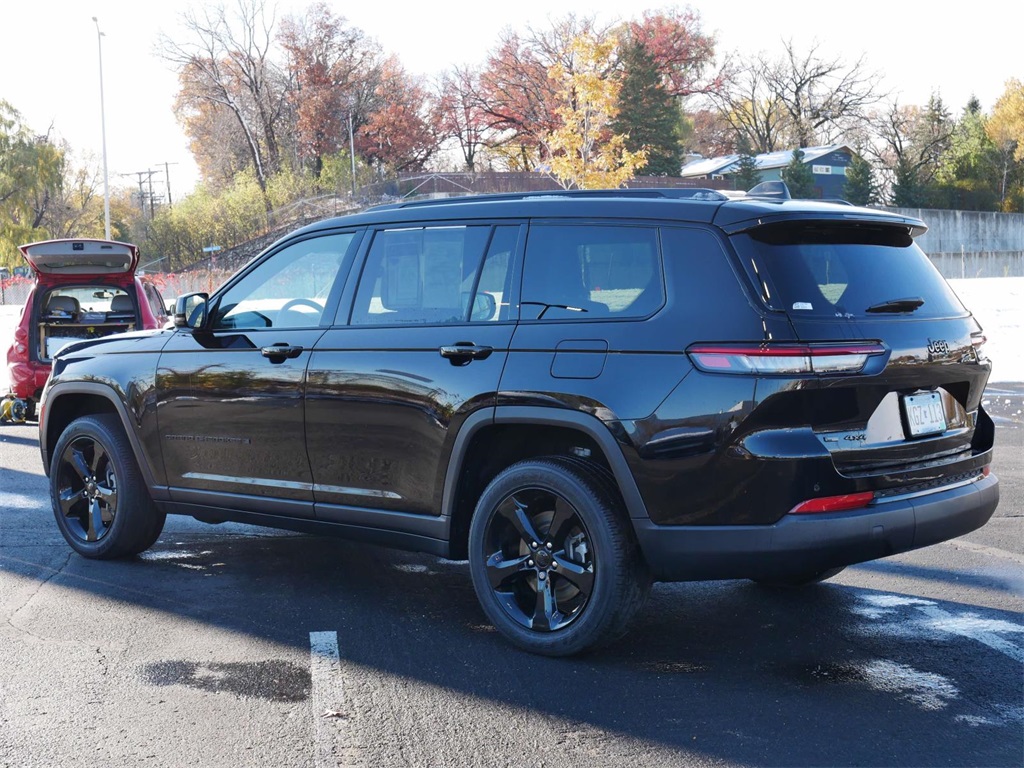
<box><xmin>368</xmin><ymin>187</ymin><xmax>731</xmax><ymax>211</ymax></box>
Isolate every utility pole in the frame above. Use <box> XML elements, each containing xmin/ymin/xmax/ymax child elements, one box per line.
<box><xmin>92</xmin><ymin>17</ymin><xmax>111</xmax><ymax>240</ymax></box>
<box><xmin>122</xmin><ymin>169</ymin><xmax>158</xmax><ymax>218</ymax></box>
<box><xmin>157</xmin><ymin>161</ymin><xmax>179</xmax><ymax>207</ymax></box>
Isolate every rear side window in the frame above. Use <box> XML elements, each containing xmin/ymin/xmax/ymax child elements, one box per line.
<box><xmin>732</xmin><ymin>223</ymin><xmax>966</xmax><ymax>319</ymax></box>
<box><xmin>351</xmin><ymin>225</ymin><xmax>513</xmax><ymax>325</ymax></box>
<box><xmin>521</xmin><ymin>225</ymin><xmax>663</xmax><ymax>320</ymax></box>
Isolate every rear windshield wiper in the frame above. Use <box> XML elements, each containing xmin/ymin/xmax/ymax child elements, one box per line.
<box><xmin>522</xmin><ymin>301</ymin><xmax>589</xmax><ymax>319</ymax></box>
<box><xmin>865</xmin><ymin>297</ymin><xmax>925</xmax><ymax>313</ymax></box>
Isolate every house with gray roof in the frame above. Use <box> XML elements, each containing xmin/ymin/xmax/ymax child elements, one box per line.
<box><xmin>680</xmin><ymin>144</ymin><xmax>857</xmax><ymax>199</ymax></box>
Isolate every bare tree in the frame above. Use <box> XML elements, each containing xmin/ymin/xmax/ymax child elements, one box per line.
<box><xmin>705</xmin><ymin>53</ymin><xmax>791</xmax><ymax>153</ymax></box>
<box><xmin>766</xmin><ymin>40</ymin><xmax>883</xmax><ymax>147</ymax></box>
<box><xmin>864</xmin><ymin>95</ymin><xmax>953</xmax><ymax>205</ymax></box>
<box><xmin>160</xmin><ymin>0</ymin><xmax>289</xmax><ymax>201</ymax></box>
<box><xmin>706</xmin><ymin>41</ymin><xmax>883</xmax><ymax>153</ymax></box>
<box><xmin>435</xmin><ymin>66</ymin><xmax>489</xmax><ymax>171</ymax></box>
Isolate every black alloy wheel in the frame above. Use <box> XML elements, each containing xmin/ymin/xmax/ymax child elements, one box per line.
<box><xmin>469</xmin><ymin>457</ymin><xmax>650</xmax><ymax>656</ymax></box>
<box><xmin>482</xmin><ymin>486</ymin><xmax>596</xmax><ymax>632</ymax></box>
<box><xmin>50</xmin><ymin>414</ymin><xmax>166</xmax><ymax>559</ymax></box>
<box><xmin>55</xmin><ymin>433</ymin><xmax>119</xmax><ymax>544</ymax></box>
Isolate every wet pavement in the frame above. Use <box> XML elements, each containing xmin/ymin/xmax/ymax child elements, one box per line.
<box><xmin>1</xmin><ymin>410</ymin><xmax>1021</xmax><ymax>767</ymax></box>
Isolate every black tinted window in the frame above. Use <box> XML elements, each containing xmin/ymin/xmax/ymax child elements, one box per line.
<box><xmin>521</xmin><ymin>225</ymin><xmax>662</xmax><ymax>320</ymax></box>
<box><xmin>732</xmin><ymin>223</ymin><xmax>966</xmax><ymax>319</ymax></box>
<box><xmin>351</xmin><ymin>226</ymin><xmax>496</xmax><ymax>325</ymax></box>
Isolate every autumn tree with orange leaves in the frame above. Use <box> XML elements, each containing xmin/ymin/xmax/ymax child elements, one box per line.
<box><xmin>279</xmin><ymin>2</ymin><xmax>380</xmax><ymax>179</ymax></box>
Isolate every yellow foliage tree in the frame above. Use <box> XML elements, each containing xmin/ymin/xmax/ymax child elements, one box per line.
<box><xmin>545</xmin><ymin>34</ymin><xmax>647</xmax><ymax>189</ymax></box>
<box><xmin>987</xmin><ymin>78</ymin><xmax>1024</xmax><ymax>211</ymax></box>
<box><xmin>988</xmin><ymin>78</ymin><xmax>1024</xmax><ymax>162</ymax></box>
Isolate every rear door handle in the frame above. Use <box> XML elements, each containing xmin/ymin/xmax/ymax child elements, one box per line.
<box><xmin>261</xmin><ymin>344</ymin><xmax>304</xmax><ymax>362</ymax></box>
<box><xmin>439</xmin><ymin>342</ymin><xmax>493</xmax><ymax>365</ymax></box>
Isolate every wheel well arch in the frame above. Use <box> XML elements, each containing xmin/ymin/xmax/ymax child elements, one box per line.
<box><xmin>443</xmin><ymin>408</ymin><xmax>649</xmax><ymax>560</ymax></box>
<box><xmin>40</xmin><ymin>384</ymin><xmax>158</xmax><ymax>493</ymax></box>
<box><xmin>44</xmin><ymin>393</ymin><xmax>119</xmax><ymax>467</ymax></box>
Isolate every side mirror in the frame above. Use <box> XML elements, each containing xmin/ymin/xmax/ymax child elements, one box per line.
<box><xmin>470</xmin><ymin>291</ymin><xmax>497</xmax><ymax>322</ymax></box>
<box><xmin>174</xmin><ymin>292</ymin><xmax>209</xmax><ymax>329</ymax></box>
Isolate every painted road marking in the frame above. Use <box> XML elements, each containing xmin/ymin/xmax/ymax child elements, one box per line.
<box><xmin>855</xmin><ymin>593</ymin><xmax>1024</xmax><ymax>663</ymax></box>
<box><xmin>310</xmin><ymin>630</ymin><xmax>358</xmax><ymax>768</ymax></box>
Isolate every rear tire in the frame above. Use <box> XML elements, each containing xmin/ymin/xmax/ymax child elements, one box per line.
<box><xmin>49</xmin><ymin>414</ymin><xmax>165</xmax><ymax>559</ymax></box>
<box><xmin>468</xmin><ymin>457</ymin><xmax>650</xmax><ymax>656</ymax></box>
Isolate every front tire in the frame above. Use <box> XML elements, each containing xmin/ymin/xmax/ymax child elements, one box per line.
<box><xmin>49</xmin><ymin>414</ymin><xmax>165</xmax><ymax>559</ymax></box>
<box><xmin>468</xmin><ymin>458</ymin><xmax>650</xmax><ymax>656</ymax></box>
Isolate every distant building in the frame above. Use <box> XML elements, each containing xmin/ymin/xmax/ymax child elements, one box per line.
<box><xmin>680</xmin><ymin>144</ymin><xmax>857</xmax><ymax>199</ymax></box>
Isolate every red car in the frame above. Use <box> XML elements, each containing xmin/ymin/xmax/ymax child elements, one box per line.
<box><xmin>5</xmin><ymin>238</ymin><xmax>169</xmax><ymax>420</ymax></box>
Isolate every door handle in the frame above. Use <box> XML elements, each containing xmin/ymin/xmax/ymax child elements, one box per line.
<box><xmin>439</xmin><ymin>342</ymin><xmax>493</xmax><ymax>365</ymax></box>
<box><xmin>261</xmin><ymin>344</ymin><xmax>304</xmax><ymax>362</ymax></box>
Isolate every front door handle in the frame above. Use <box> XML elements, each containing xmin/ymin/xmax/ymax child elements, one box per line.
<box><xmin>439</xmin><ymin>342</ymin><xmax>493</xmax><ymax>365</ymax></box>
<box><xmin>261</xmin><ymin>344</ymin><xmax>303</xmax><ymax>362</ymax></box>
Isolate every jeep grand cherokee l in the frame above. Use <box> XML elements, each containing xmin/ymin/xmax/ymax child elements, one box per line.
<box><xmin>38</xmin><ymin>189</ymin><xmax>998</xmax><ymax>656</ymax></box>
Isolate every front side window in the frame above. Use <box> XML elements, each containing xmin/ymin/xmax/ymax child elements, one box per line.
<box><xmin>351</xmin><ymin>225</ymin><xmax>510</xmax><ymax>325</ymax></box>
<box><xmin>210</xmin><ymin>233</ymin><xmax>356</xmax><ymax>330</ymax></box>
<box><xmin>521</xmin><ymin>225</ymin><xmax>663</xmax><ymax>320</ymax></box>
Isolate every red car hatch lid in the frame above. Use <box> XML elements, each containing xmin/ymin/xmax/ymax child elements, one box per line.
<box><xmin>19</xmin><ymin>239</ymin><xmax>139</xmax><ymax>276</ymax></box>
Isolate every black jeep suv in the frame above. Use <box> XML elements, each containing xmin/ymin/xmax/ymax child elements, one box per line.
<box><xmin>39</xmin><ymin>189</ymin><xmax>998</xmax><ymax>655</ymax></box>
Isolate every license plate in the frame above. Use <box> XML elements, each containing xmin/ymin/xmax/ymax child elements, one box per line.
<box><xmin>903</xmin><ymin>391</ymin><xmax>947</xmax><ymax>438</ymax></box>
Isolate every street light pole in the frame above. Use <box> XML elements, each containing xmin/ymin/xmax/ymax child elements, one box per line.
<box><xmin>92</xmin><ymin>16</ymin><xmax>111</xmax><ymax>240</ymax></box>
<box><xmin>347</xmin><ymin>110</ymin><xmax>357</xmax><ymax>197</ymax></box>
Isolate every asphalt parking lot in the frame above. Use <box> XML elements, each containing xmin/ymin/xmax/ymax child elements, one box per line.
<box><xmin>1</xmin><ymin>390</ymin><xmax>1021</xmax><ymax>767</ymax></box>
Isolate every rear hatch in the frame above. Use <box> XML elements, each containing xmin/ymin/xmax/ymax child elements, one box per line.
<box><xmin>728</xmin><ymin>217</ymin><xmax>991</xmax><ymax>483</ymax></box>
<box><xmin>20</xmin><ymin>239</ymin><xmax>139</xmax><ymax>276</ymax></box>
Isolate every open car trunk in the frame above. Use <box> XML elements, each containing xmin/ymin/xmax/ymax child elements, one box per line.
<box><xmin>18</xmin><ymin>239</ymin><xmax>144</xmax><ymax>363</ymax></box>
<box><xmin>19</xmin><ymin>238</ymin><xmax>139</xmax><ymax>276</ymax></box>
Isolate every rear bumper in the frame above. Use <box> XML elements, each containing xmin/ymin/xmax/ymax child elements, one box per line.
<box><xmin>634</xmin><ymin>474</ymin><xmax>999</xmax><ymax>581</ymax></box>
<box><xmin>7</xmin><ymin>361</ymin><xmax>48</xmax><ymax>400</ymax></box>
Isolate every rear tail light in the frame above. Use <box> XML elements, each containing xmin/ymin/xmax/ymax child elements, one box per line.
<box><xmin>789</xmin><ymin>491</ymin><xmax>875</xmax><ymax>514</ymax></box>
<box><xmin>687</xmin><ymin>343</ymin><xmax>887</xmax><ymax>376</ymax></box>
<box><xmin>7</xmin><ymin>327</ymin><xmax>29</xmax><ymax>364</ymax></box>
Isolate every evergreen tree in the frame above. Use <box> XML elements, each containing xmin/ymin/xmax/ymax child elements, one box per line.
<box><xmin>781</xmin><ymin>147</ymin><xmax>815</xmax><ymax>198</ymax></box>
<box><xmin>891</xmin><ymin>157</ymin><xmax>927</xmax><ymax>207</ymax></box>
<box><xmin>843</xmin><ymin>154</ymin><xmax>878</xmax><ymax>206</ymax></box>
<box><xmin>732</xmin><ymin>139</ymin><xmax>761</xmax><ymax>190</ymax></box>
<box><xmin>933</xmin><ymin>97</ymin><xmax>1000</xmax><ymax>210</ymax></box>
<box><xmin>612</xmin><ymin>41</ymin><xmax>684</xmax><ymax>176</ymax></box>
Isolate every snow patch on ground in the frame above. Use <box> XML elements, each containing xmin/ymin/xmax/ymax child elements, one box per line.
<box><xmin>859</xmin><ymin>659</ymin><xmax>960</xmax><ymax>711</ymax></box>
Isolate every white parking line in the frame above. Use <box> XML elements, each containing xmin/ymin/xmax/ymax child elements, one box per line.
<box><xmin>310</xmin><ymin>630</ymin><xmax>356</xmax><ymax>768</ymax></box>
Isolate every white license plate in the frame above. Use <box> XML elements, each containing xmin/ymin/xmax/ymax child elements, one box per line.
<box><xmin>903</xmin><ymin>391</ymin><xmax>947</xmax><ymax>437</ymax></box>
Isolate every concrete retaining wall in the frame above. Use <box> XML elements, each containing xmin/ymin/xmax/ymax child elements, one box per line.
<box><xmin>881</xmin><ymin>207</ymin><xmax>1024</xmax><ymax>278</ymax></box>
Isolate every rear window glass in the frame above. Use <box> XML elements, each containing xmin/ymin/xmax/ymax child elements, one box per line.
<box><xmin>42</xmin><ymin>286</ymin><xmax>132</xmax><ymax>317</ymax></box>
<box><xmin>731</xmin><ymin>223</ymin><xmax>966</xmax><ymax>319</ymax></box>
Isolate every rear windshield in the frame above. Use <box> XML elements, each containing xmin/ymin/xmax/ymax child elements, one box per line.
<box><xmin>731</xmin><ymin>222</ymin><xmax>967</xmax><ymax>319</ymax></box>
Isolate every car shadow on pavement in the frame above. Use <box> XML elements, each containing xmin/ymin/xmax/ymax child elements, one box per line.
<box><xmin>4</xmin><ymin>527</ymin><xmax>1021</xmax><ymax>767</ymax></box>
